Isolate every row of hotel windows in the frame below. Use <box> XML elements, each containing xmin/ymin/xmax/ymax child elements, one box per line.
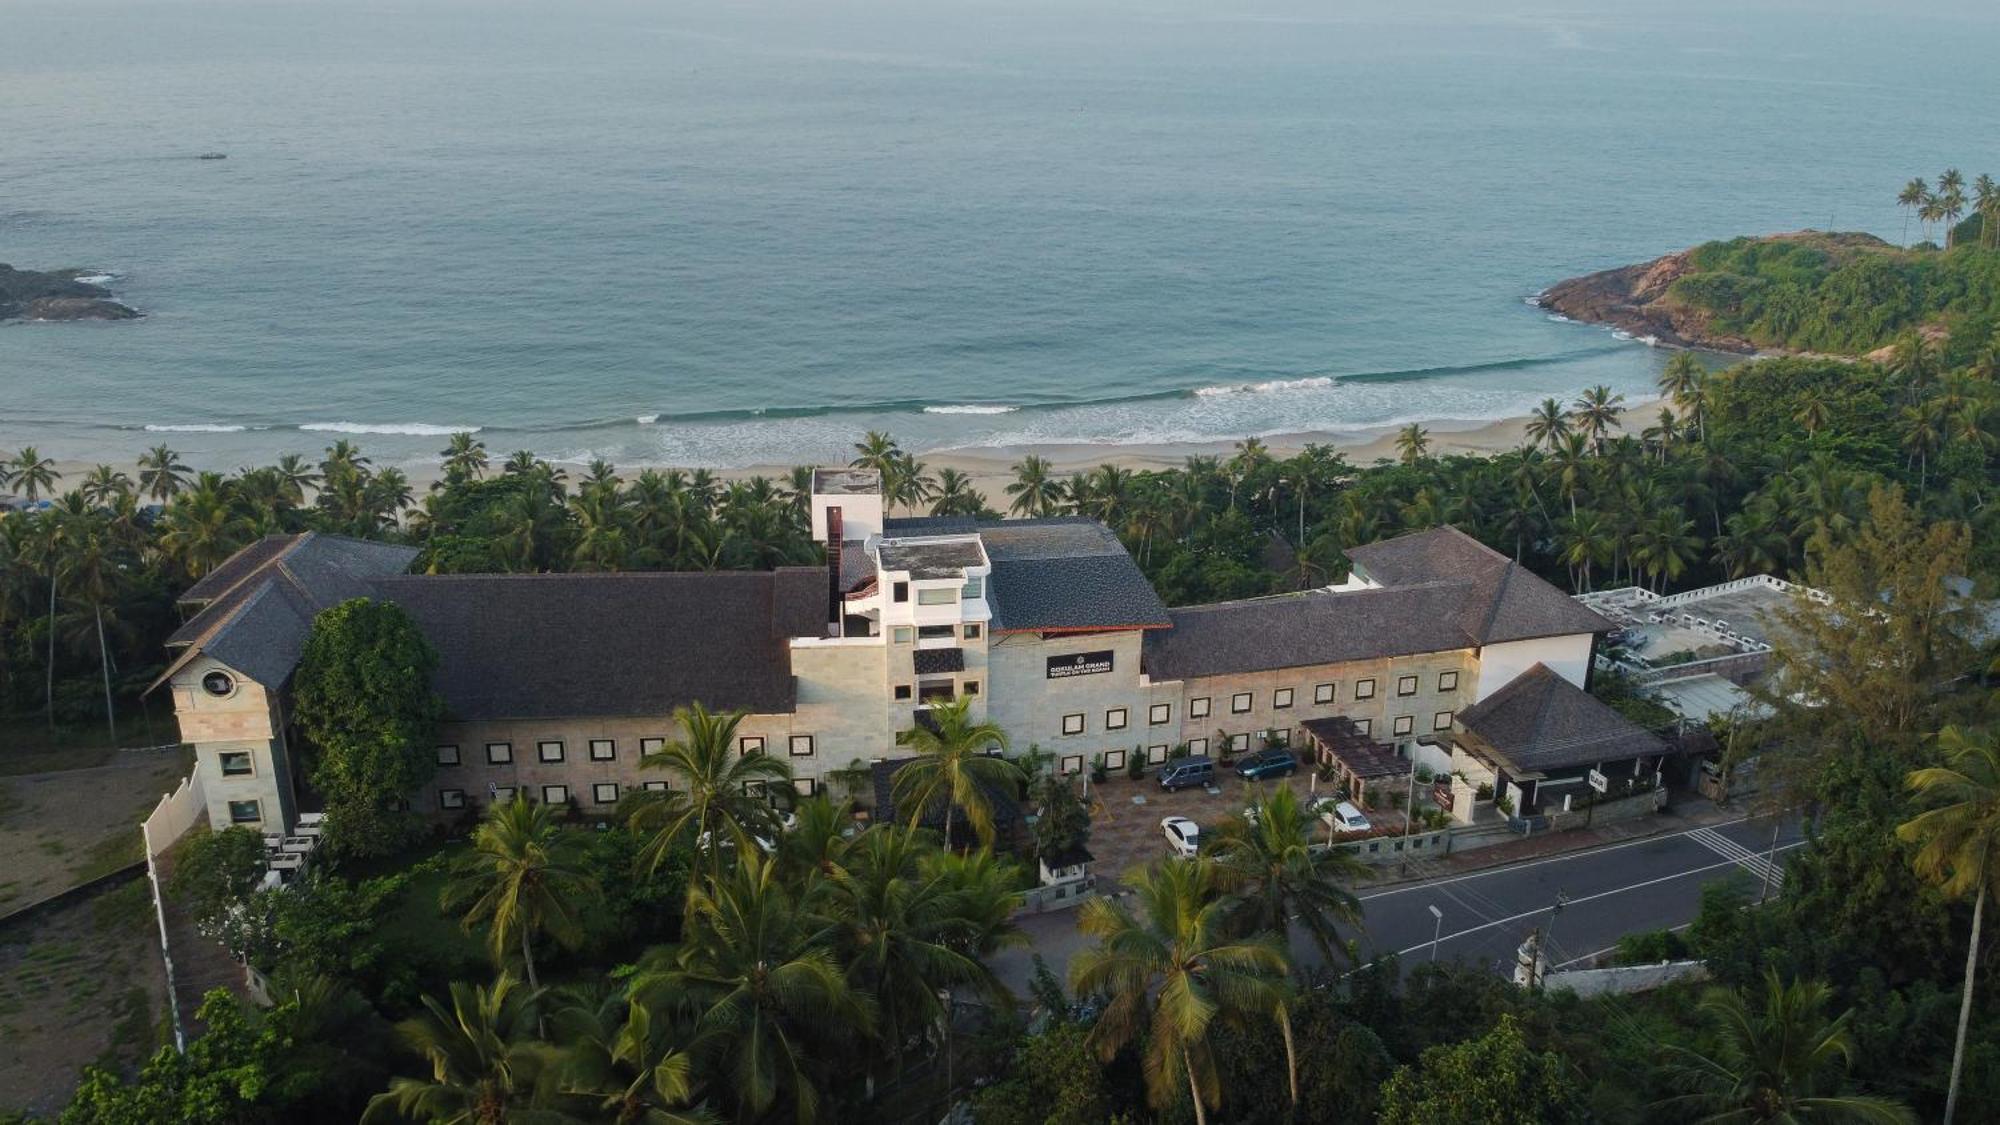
<box><xmin>1061</xmin><ymin>704</ymin><xmax>1459</xmax><ymax>745</ymax></box>
<box><xmin>437</xmin><ymin>734</ymin><xmax>818</xmax><ymax>766</ymax></box>
<box><xmin>436</xmin><ymin>775</ymin><xmax>822</xmax><ymax>810</ymax></box>
<box><xmin>1055</xmin><ymin>671</ymin><xmax>1461</xmax><ymax>738</ymax></box>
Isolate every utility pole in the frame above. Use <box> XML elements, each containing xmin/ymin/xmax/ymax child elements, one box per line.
<box><xmin>1537</xmin><ymin>889</ymin><xmax>1570</xmax><ymax>990</ymax></box>
<box><xmin>1428</xmin><ymin>904</ymin><xmax>1444</xmax><ymax>963</ymax></box>
<box><xmin>1759</xmin><ymin>817</ymin><xmax>1783</xmax><ymax>905</ymax></box>
<box><xmin>1399</xmin><ymin>755</ymin><xmax>1419</xmax><ymax>874</ymax></box>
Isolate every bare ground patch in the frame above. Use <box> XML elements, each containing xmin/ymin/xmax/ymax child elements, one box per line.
<box><xmin>0</xmin><ymin>750</ymin><xmax>193</xmax><ymax>914</ymax></box>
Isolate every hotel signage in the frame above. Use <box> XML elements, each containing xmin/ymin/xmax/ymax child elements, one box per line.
<box><xmin>1047</xmin><ymin>650</ymin><xmax>1115</xmax><ymax>679</ymax></box>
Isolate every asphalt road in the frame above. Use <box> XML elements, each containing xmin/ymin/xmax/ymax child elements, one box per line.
<box><xmin>993</xmin><ymin>815</ymin><xmax>1804</xmax><ymax>994</ymax></box>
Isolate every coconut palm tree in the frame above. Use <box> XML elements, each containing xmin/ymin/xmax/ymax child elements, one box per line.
<box><xmin>548</xmin><ymin>989</ymin><xmax>714</xmax><ymax>1125</ymax></box>
<box><xmin>1974</xmin><ymin>174</ymin><xmax>2000</xmax><ymax>250</ymax></box>
<box><xmin>1897</xmin><ymin>726</ymin><xmax>2000</xmax><ymax>1125</ymax></box>
<box><xmin>1659</xmin><ymin>351</ymin><xmax>1707</xmax><ymax>437</ymax></box>
<box><xmin>135</xmin><ymin>444</ymin><xmax>189</xmax><ymax>502</ymax></box>
<box><xmin>1004</xmin><ymin>454</ymin><xmax>1059</xmax><ymax>517</ymax></box>
<box><xmin>1210</xmin><ymin>785</ymin><xmax>1368</xmax><ymax>965</ymax></box>
<box><xmin>1938</xmin><ymin>169</ymin><xmax>1966</xmax><ymax>248</ymax></box>
<box><xmin>363</xmin><ymin>974</ymin><xmax>553</xmax><ymax>1125</ymax></box>
<box><xmin>928</xmin><ymin>467</ymin><xmax>985</xmax><ymax>516</ymax></box>
<box><xmin>1920</xmin><ymin>193</ymin><xmax>1947</xmax><ymax>245</ymax></box>
<box><xmin>1524</xmin><ymin>397</ymin><xmax>1571</xmax><ymax>451</ymax></box>
<box><xmin>1068</xmin><ymin>859</ymin><xmax>1292</xmax><ymax>1125</ymax></box>
<box><xmin>444</xmin><ymin>797</ymin><xmax>599</xmax><ymax>996</ymax></box>
<box><xmin>891</xmin><ymin>697</ymin><xmax>1016</xmax><ymax>848</ymax></box>
<box><xmin>1569</xmin><ymin>386</ymin><xmax>1625</xmax><ymax>452</ymax></box>
<box><xmin>56</xmin><ymin>522</ymin><xmax>124</xmax><ymax>743</ymax></box>
<box><xmin>8</xmin><ymin>448</ymin><xmax>59</xmax><ymax>503</ymax></box>
<box><xmin>272</xmin><ymin>453</ymin><xmax>320</xmax><ymax>505</ymax></box>
<box><xmin>1654</xmin><ymin>970</ymin><xmax>1914</xmax><ymax>1124</ymax></box>
<box><xmin>442</xmin><ymin>432</ymin><xmax>490</xmax><ymax>483</ymax></box>
<box><xmin>78</xmin><ymin>465</ymin><xmax>132</xmax><ymax>507</ymax></box>
<box><xmin>634</xmin><ymin>852</ymin><xmax>869</xmax><ymax>1124</ymax></box>
<box><xmin>632</xmin><ymin>702</ymin><xmax>791</xmax><ymax>878</ymax></box>
<box><xmin>1793</xmin><ymin>395</ymin><xmax>1832</xmax><ymax>436</ymax></box>
<box><xmin>850</xmin><ymin>430</ymin><xmax>901</xmax><ymax>476</ymax></box>
<box><xmin>1897</xmin><ymin>177</ymin><xmax>1929</xmax><ymax>246</ymax></box>
<box><xmin>1393</xmin><ymin>423</ymin><xmax>1431</xmax><ymax>466</ymax></box>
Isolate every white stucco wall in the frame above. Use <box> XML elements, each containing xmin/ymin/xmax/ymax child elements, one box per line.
<box><xmin>1475</xmin><ymin>633</ymin><xmax>1594</xmax><ymax>701</ymax></box>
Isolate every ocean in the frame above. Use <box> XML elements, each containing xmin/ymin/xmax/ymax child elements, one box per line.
<box><xmin>2</xmin><ymin>0</ymin><xmax>1994</xmax><ymax>472</ymax></box>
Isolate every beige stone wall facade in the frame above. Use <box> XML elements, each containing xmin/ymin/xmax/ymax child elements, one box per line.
<box><xmin>168</xmin><ymin>654</ymin><xmax>296</xmax><ymax>832</ymax></box>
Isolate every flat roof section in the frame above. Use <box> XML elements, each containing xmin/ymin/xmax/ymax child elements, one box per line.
<box><xmin>810</xmin><ymin>467</ymin><xmax>882</xmax><ymax>495</ymax></box>
<box><xmin>877</xmin><ymin>537</ymin><xmax>987</xmax><ymax>579</ymax></box>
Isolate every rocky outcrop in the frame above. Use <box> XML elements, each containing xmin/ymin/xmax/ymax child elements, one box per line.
<box><xmin>1534</xmin><ymin>231</ymin><xmax>1891</xmax><ymax>354</ymax></box>
<box><xmin>0</xmin><ymin>264</ymin><xmax>139</xmax><ymax>321</ymax></box>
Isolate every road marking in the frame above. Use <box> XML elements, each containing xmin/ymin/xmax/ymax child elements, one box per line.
<box><xmin>1381</xmin><ymin>842</ymin><xmax>1807</xmax><ymax>960</ymax></box>
<box><xmin>1357</xmin><ymin>814</ymin><xmax>1786</xmax><ymax>901</ymax></box>
<box><xmin>1688</xmin><ymin>827</ymin><xmax>1785</xmax><ymax>889</ymax></box>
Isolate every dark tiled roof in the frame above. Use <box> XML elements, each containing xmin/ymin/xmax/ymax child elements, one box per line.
<box><xmin>154</xmin><ymin>533</ymin><xmax>421</xmax><ymax>690</ymax></box>
<box><xmin>871</xmin><ymin>756</ymin><xmax>1022</xmax><ymax>843</ymax></box>
<box><xmin>372</xmin><ymin>567</ymin><xmax>825</xmax><ymax>721</ymax></box>
<box><xmin>1345</xmin><ymin>527</ymin><xmax>1611</xmax><ymax>645</ymax></box>
<box><xmin>1454</xmin><ymin>664</ymin><xmax>1669</xmax><ymax>776</ymax></box>
<box><xmin>878</xmin><ymin>538</ymin><xmax>986</xmax><ymax>579</ymax></box>
<box><xmin>1300</xmin><ymin>717</ymin><xmax>1409</xmax><ymax>779</ymax></box>
<box><xmin>882</xmin><ymin>516</ymin><xmax>1169</xmax><ymax>634</ymax></box>
<box><xmin>913</xmin><ymin>647</ymin><xmax>966</xmax><ymax>674</ymax></box>
<box><xmin>1143</xmin><ymin>583</ymin><xmax>1476</xmax><ymax>679</ymax></box>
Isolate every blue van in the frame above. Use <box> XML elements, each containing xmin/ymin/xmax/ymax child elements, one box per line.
<box><xmin>1158</xmin><ymin>756</ymin><xmax>1215</xmax><ymax>792</ymax></box>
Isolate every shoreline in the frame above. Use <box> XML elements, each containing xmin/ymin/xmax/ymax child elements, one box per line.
<box><xmin>30</xmin><ymin>403</ymin><xmax>1663</xmax><ymax>507</ymax></box>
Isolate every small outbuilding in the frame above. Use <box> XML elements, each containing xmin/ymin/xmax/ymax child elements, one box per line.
<box><xmin>1449</xmin><ymin>663</ymin><xmax>1676</xmax><ymax>823</ymax></box>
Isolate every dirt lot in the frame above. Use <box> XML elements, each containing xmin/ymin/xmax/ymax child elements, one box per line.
<box><xmin>0</xmin><ymin>879</ymin><xmax>170</xmax><ymax>1116</ymax></box>
<box><xmin>0</xmin><ymin>749</ymin><xmax>193</xmax><ymax>914</ymax></box>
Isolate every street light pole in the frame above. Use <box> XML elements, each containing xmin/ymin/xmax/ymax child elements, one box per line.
<box><xmin>1399</xmin><ymin>751</ymin><xmax>1419</xmax><ymax>874</ymax></box>
<box><xmin>1428</xmin><ymin>904</ymin><xmax>1444</xmax><ymax>963</ymax></box>
<box><xmin>1537</xmin><ymin>889</ymin><xmax>1570</xmax><ymax>990</ymax></box>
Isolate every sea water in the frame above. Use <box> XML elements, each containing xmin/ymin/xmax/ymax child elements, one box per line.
<box><xmin>1</xmin><ymin>0</ymin><xmax>1992</xmax><ymax>470</ymax></box>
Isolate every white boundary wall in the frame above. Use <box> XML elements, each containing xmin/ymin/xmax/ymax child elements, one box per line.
<box><xmin>140</xmin><ymin>770</ymin><xmax>207</xmax><ymax>1052</ymax></box>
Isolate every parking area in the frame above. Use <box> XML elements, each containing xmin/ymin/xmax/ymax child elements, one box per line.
<box><xmin>1074</xmin><ymin>767</ymin><xmax>1404</xmax><ymax>888</ymax></box>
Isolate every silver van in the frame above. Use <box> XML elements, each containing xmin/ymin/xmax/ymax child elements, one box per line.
<box><xmin>1158</xmin><ymin>756</ymin><xmax>1215</xmax><ymax>792</ymax></box>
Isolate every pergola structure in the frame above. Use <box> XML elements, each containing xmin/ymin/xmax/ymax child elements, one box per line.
<box><xmin>1300</xmin><ymin>716</ymin><xmax>1410</xmax><ymax>805</ymax></box>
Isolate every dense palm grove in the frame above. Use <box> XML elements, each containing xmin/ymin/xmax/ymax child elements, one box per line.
<box><xmin>5</xmin><ymin>329</ymin><xmax>2000</xmax><ymax>1122</ymax></box>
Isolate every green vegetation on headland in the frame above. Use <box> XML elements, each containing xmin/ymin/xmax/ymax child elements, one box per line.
<box><xmin>1540</xmin><ymin>167</ymin><xmax>2000</xmax><ymax>357</ymax></box>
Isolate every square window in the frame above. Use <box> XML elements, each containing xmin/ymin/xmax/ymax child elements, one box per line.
<box><xmin>892</xmin><ymin>626</ymin><xmax>913</xmax><ymax>644</ymax></box>
<box><xmin>486</xmin><ymin>742</ymin><xmax>513</xmax><ymax>765</ymax></box>
<box><xmin>742</xmin><ymin>780</ymin><xmax>769</xmax><ymax>797</ymax></box>
<box><xmin>218</xmin><ymin>751</ymin><xmax>254</xmax><ymax>777</ymax></box>
<box><xmin>1059</xmin><ymin>754</ymin><xmax>1084</xmax><ymax>776</ymax></box>
<box><xmin>1269</xmin><ymin>728</ymin><xmax>1291</xmax><ymax>747</ymax></box>
<box><xmin>895</xmin><ymin>684</ymin><xmax>913</xmax><ymax>701</ymax></box>
<box><xmin>1190</xmin><ymin>697</ymin><xmax>1212</xmax><ymax>719</ymax></box>
<box><xmin>227</xmin><ymin>799</ymin><xmax>261</xmax><ymax>824</ymax></box>
<box><xmin>1103</xmin><ymin>749</ymin><xmax>1127</xmax><ymax>771</ymax></box>
<box><xmin>794</xmin><ymin>777</ymin><xmax>818</xmax><ymax>796</ymax></box>
<box><xmin>642</xmin><ymin>780</ymin><xmax>669</xmax><ymax>792</ymax></box>
<box><xmin>962</xmin><ymin>576</ymin><xmax>984</xmax><ymax>600</ymax></box>
<box><xmin>1434</xmin><ymin>710</ymin><xmax>1454</xmax><ymax>731</ymax></box>
<box><xmin>1230</xmin><ymin>692</ymin><xmax>1252</xmax><ymax>714</ymax></box>
<box><xmin>1187</xmin><ymin>737</ymin><xmax>1210</xmax><ymax>755</ymax></box>
<box><xmin>1149</xmin><ymin>703</ymin><xmax>1172</xmax><ymax>725</ymax></box>
<box><xmin>541</xmin><ymin>784</ymin><xmax>569</xmax><ymax>805</ymax></box>
<box><xmin>589</xmin><ymin>739</ymin><xmax>615</xmax><ymax>762</ymax></box>
<box><xmin>493</xmin><ymin>786</ymin><xmax>517</xmax><ymax>803</ymax></box>
<box><xmin>917</xmin><ymin>587</ymin><xmax>957</xmax><ymax>605</ymax></box>
<box><xmin>1393</xmin><ymin>715</ymin><xmax>1414</xmax><ymax>736</ymax></box>
<box><xmin>436</xmin><ymin>744</ymin><xmax>461</xmax><ymax>766</ymax></box>
<box><xmin>1355</xmin><ymin>679</ymin><xmax>1376</xmax><ymax>700</ymax></box>
<box><xmin>963</xmin><ymin>623</ymin><xmax>981</xmax><ymax>640</ymax></box>
<box><xmin>592</xmin><ymin>782</ymin><xmax>620</xmax><ymax>805</ymax></box>
<box><xmin>1314</xmin><ymin>682</ymin><xmax>1335</xmax><ymax>705</ymax></box>
<box><xmin>893</xmin><ymin>581</ymin><xmax>909</xmax><ymax>603</ymax></box>
<box><xmin>963</xmin><ymin>681</ymin><xmax>980</xmax><ymax>696</ymax></box>
<box><xmin>1273</xmin><ymin>688</ymin><xmax>1294</xmax><ymax>709</ymax></box>
<box><xmin>918</xmin><ymin>624</ymin><xmax>955</xmax><ymax>640</ymax></box>
<box><xmin>1105</xmin><ymin>707</ymin><xmax>1128</xmax><ymax>731</ymax></box>
<box><xmin>1228</xmin><ymin>732</ymin><xmax>1251</xmax><ymax>752</ymax></box>
<box><xmin>1147</xmin><ymin>744</ymin><xmax>1169</xmax><ymax>764</ymax></box>
<box><xmin>1354</xmin><ymin>719</ymin><xmax>1372</xmax><ymax>736</ymax></box>
<box><xmin>639</xmin><ymin>737</ymin><xmax>664</xmax><ymax>755</ymax></box>
<box><xmin>538</xmin><ymin>740</ymin><xmax>565</xmax><ymax>763</ymax></box>
<box><xmin>739</xmin><ymin>736</ymin><xmax>767</xmax><ymax>755</ymax></box>
<box><xmin>789</xmin><ymin>735</ymin><xmax>815</xmax><ymax>757</ymax></box>
<box><xmin>1397</xmin><ymin>675</ymin><xmax>1418</xmax><ymax>697</ymax></box>
<box><xmin>1438</xmin><ymin>670</ymin><xmax>1460</xmax><ymax>693</ymax></box>
<box><xmin>439</xmin><ymin>789</ymin><xmax>465</xmax><ymax>810</ymax></box>
<box><xmin>1061</xmin><ymin>713</ymin><xmax>1085</xmax><ymax>736</ymax></box>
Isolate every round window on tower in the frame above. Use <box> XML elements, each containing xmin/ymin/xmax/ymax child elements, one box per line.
<box><xmin>200</xmin><ymin>671</ymin><xmax>236</xmax><ymax>698</ymax></box>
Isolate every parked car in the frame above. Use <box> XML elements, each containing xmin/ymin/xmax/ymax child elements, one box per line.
<box><xmin>1158</xmin><ymin>756</ymin><xmax>1215</xmax><ymax>792</ymax></box>
<box><xmin>1244</xmin><ymin>793</ymin><xmax>1340</xmax><ymax>827</ymax></box>
<box><xmin>1235</xmin><ymin>747</ymin><xmax>1298</xmax><ymax>781</ymax></box>
<box><xmin>1329</xmin><ymin>801</ymin><xmax>1371</xmax><ymax>834</ymax></box>
<box><xmin>1161</xmin><ymin>815</ymin><xmax>1201</xmax><ymax>858</ymax></box>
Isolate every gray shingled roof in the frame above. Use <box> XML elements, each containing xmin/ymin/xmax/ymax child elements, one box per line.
<box><xmin>155</xmin><ymin>533</ymin><xmax>421</xmax><ymax>690</ymax></box>
<box><xmin>1345</xmin><ymin>527</ymin><xmax>1611</xmax><ymax>645</ymax></box>
<box><xmin>1454</xmin><ymin>664</ymin><xmax>1670</xmax><ymax>775</ymax></box>
<box><xmin>1143</xmin><ymin>582</ymin><xmax>1477</xmax><ymax>680</ymax></box>
<box><xmin>882</xmin><ymin>516</ymin><xmax>1168</xmax><ymax>634</ymax></box>
<box><xmin>913</xmin><ymin>648</ymin><xmax>965</xmax><ymax>674</ymax></box>
<box><xmin>372</xmin><ymin>568</ymin><xmax>826</xmax><ymax>721</ymax></box>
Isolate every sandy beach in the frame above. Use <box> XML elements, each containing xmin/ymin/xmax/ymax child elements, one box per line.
<box><xmin>33</xmin><ymin>403</ymin><xmax>1660</xmax><ymax>508</ymax></box>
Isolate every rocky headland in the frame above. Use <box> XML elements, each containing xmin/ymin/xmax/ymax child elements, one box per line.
<box><xmin>1534</xmin><ymin>231</ymin><xmax>1894</xmax><ymax>355</ymax></box>
<box><xmin>0</xmin><ymin>264</ymin><xmax>139</xmax><ymax>322</ymax></box>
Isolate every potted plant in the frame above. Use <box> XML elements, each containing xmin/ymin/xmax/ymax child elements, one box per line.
<box><xmin>1126</xmin><ymin>747</ymin><xmax>1146</xmax><ymax>780</ymax></box>
<box><xmin>1495</xmin><ymin>794</ymin><xmax>1515</xmax><ymax>817</ymax></box>
<box><xmin>1089</xmin><ymin>753</ymin><xmax>1108</xmax><ymax>785</ymax></box>
<box><xmin>1475</xmin><ymin>782</ymin><xmax>1494</xmax><ymax>801</ymax></box>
